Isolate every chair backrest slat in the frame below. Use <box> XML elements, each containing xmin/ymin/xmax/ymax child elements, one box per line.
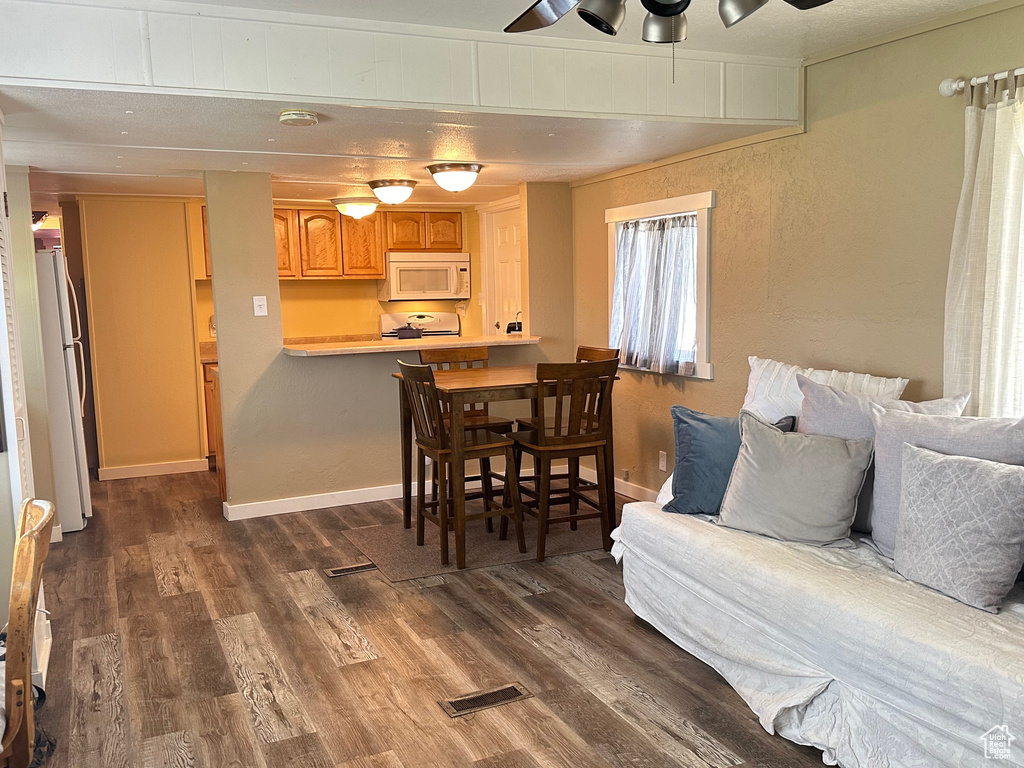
<box><xmin>399</xmin><ymin>361</ymin><xmax>449</xmax><ymax>451</ymax></box>
<box><xmin>535</xmin><ymin>359</ymin><xmax>618</xmax><ymax>446</ymax></box>
<box><xmin>419</xmin><ymin>347</ymin><xmax>490</xmax><ymax>417</ymax></box>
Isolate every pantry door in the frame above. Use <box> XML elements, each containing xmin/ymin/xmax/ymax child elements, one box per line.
<box><xmin>481</xmin><ymin>199</ymin><xmax>523</xmax><ymax>336</ymax></box>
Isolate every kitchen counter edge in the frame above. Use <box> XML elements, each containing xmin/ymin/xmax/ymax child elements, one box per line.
<box><xmin>282</xmin><ymin>335</ymin><xmax>542</xmax><ymax>357</ymax></box>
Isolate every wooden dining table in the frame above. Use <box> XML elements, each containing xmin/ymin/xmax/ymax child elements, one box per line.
<box><xmin>393</xmin><ymin>364</ymin><xmax>617</xmax><ymax>569</ymax></box>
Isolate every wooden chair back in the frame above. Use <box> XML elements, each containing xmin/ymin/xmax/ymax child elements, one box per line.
<box><xmin>534</xmin><ymin>359</ymin><xmax>618</xmax><ymax>447</ymax></box>
<box><xmin>419</xmin><ymin>347</ymin><xmax>490</xmax><ymax>420</ymax></box>
<box><xmin>398</xmin><ymin>361</ymin><xmax>449</xmax><ymax>452</ymax></box>
<box><xmin>576</xmin><ymin>346</ymin><xmax>620</xmax><ymax>363</ymax></box>
<box><xmin>1</xmin><ymin>499</ymin><xmax>56</xmax><ymax>768</ymax></box>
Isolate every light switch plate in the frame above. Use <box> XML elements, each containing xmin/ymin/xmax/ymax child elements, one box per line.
<box><xmin>658</xmin><ymin>451</ymin><xmax>668</xmax><ymax>472</ymax></box>
<box><xmin>253</xmin><ymin>296</ymin><xmax>268</xmax><ymax>317</ymax></box>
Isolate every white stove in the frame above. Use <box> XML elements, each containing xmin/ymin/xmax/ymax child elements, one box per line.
<box><xmin>380</xmin><ymin>311</ymin><xmax>461</xmax><ymax>338</ymax></box>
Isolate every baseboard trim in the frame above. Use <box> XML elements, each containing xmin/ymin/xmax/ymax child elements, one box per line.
<box><xmin>223</xmin><ymin>482</ymin><xmax>411</xmax><ymax>521</ymax></box>
<box><xmin>578</xmin><ymin>466</ymin><xmax>658</xmax><ymax>503</ymax></box>
<box><xmin>98</xmin><ymin>459</ymin><xmax>210</xmax><ymax>481</ymax></box>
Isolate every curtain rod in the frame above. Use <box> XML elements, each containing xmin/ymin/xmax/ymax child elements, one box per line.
<box><xmin>940</xmin><ymin>67</ymin><xmax>1024</xmax><ymax>97</ymax></box>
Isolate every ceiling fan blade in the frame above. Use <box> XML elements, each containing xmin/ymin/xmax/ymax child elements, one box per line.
<box><xmin>504</xmin><ymin>0</ymin><xmax>581</xmax><ymax>33</ymax></box>
<box><xmin>782</xmin><ymin>0</ymin><xmax>834</xmax><ymax>8</ymax></box>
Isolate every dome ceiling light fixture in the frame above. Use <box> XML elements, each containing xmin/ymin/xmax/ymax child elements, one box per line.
<box><xmin>368</xmin><ymin>179</ymin><xmax>418</xmax><ymax>205</ymax></box>
<box><xmin>504</xmin><ymin>0</ymin><xmax>834</xmax><ymax>40</ymax></box>
<box><xmin>331</xmin><ymin>197</ymin><xmax>379</xmax><ymax>219</ymax></box>
<box><xmin>427</xmin><ymin>163</ymin><xmax>484</xmax><ymax>193</ymax></box>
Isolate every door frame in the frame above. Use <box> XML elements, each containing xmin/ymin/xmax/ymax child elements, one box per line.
<box><xmin>476</xmin><ymin>195</ymin><xmax>522</xmax><ymax>337</ymax></box>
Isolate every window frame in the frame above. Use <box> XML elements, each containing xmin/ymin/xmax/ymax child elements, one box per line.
<box><xmin>605</xmin><ymin>191</ymin><xmax>715</xmax><ymax>380</ymax></box>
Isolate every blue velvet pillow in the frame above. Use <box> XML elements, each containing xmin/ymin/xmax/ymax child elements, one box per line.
<box><xmin>664</xmin><ymin>406</ymin><xmax>795</xmax><ymax>515</ymax></box>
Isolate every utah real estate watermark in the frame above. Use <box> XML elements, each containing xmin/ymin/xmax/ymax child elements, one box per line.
<box><xmin>982</xmin><ymin>725</ymin><xmax>1015</xmax><ymax>760</ymax></box>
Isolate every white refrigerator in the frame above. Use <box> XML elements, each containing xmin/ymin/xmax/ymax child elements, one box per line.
<box><xmin>36</xmin><ymin>248</ymin><xmax>91</xmax><ymax>533</ymax></box>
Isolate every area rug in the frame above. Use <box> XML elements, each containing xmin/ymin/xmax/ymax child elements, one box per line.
<box><xmin>341</xmin><ymin>515</ymin><xmax>605</xmax><ymax>582</ymax></box>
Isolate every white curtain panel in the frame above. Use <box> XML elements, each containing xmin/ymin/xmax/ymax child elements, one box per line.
<box><xmin>610</xmin><ymin>213</ymin><xmax>698</xmax><ymax>375</ymax></box>
<box><xmin>944</xmin><ymin>82</ymin><xmax>1024</xmax><ymax>417</ymax></box>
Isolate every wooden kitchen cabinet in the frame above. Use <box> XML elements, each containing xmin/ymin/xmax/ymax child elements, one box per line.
<box><xmin>274</xmin><ymin>209</ymin><xmax>300</xmax><ymax>278</ymax></box>
<box><xmin>386</xmin><ymin>212</ymin><xmax>427</xmax><ymax>250</ymax></box>
<box><xmin>203</xmin><ymin>363</ymin><xmax>218</xmax><ymax>467</ymax></box>
<box><xmin>341</xmin><ymin>213</ymin><xmax>385</xmax><ymax>278</ymax></box>
<box><xmin>426</xmin><ymin>212</ymin><xmax>463</xmax><ymax>250</ymax></box>
<box><xmin>298</xmin><ymin>209</ymin><xmax>344</xmax><ymax>278</ymax></box>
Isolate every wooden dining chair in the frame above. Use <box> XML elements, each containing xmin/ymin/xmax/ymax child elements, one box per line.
<box><xmin>516</xmin><ymin>346</ymin><xmax>619</xmax><ymax>431</ymax></box>
<box><xmin>419</xmin><ymin>347</ymin><xmax>515</xmax><ymax>532</ymax></box>
<box><xmin>1</xmin><ymin>499</ymin><xmax>56</xmax><ymax>768</ymax></box>
<box><xmin>399</xmin><ymin>361</ymin><xmax>526</xmax><ymax>567</ymax></box>
<box><xmin>507</xmin><ymin>359</ymin><xmax>618</xmax><ymax>561</ymax></box>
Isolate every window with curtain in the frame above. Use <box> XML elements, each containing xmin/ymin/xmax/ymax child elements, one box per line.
<box><xmin>945</xmin><ymin>76</ymin><xmax>1024</xmax><ymax>417</ymax></box>
<box><xmin>610</xmin><ymin>212</ymin><xmax>701</xmax><ymax>376</ymax></box>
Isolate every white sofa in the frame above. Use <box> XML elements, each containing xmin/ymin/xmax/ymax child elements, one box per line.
<box><xmin>611</xmin><ymin>502</ymin><xmax>1024</xmax><ymax>768</ymax></box>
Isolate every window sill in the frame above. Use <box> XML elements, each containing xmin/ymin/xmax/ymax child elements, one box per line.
<box><xmin>620</xmin><ymin>362</ymin><xmax>714</xmax><ymax>381</ymax></box>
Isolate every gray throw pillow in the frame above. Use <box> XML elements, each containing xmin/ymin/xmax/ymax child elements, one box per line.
<box><xmin>719</xmin><ymin>413</ymin><xmax>874</xmax><ymax>546</ymax></box>
<box><xmin>895</xmin><ymin>444</ymin><xmax>1024</xmax><ymax>613</ymax></box>
<box><xmin>796</xmin><ymin>376</ymin><xmax>970</xmax><ymax>533</ymax></box>
<box><xmin>869</xmin><ymin>407</ymin><xmax>1024</xmax><ymax>559</ymax></box>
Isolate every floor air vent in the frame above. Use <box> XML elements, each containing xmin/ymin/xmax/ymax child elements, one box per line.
<box><xmin>439</xmin><ymin>683</ymin><xmax>533</xmax><ymax>718</ymax></box>
<box><xmin>322</xmin><ymin>562</ymin><xmax>377</xmax><ymax>578</ymax></box>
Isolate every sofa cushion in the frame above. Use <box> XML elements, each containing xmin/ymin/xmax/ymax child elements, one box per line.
<box><xmin>664</xmin><ymin>406</ymin><xmax>794</xmax><ymax>516</ymax></box>
<box><xmin>796</xmin><ymin>376</ymin><xmax>970</xmax><ymax>533</ymax></box>
<box><xmin>742</xmin><ymin>355</ymin><xmax>908</xmax><ymax>424</ymax></box>
<box><xmin>869</xmin><ymin>407</ymin><xmax>1024</xmax><ymax>559</ymax></box>
<box><xmin>895</xmin><ymin>444</ymin><xmax>1024</xmax><ymax>613</ymax></box>
<box><xmin>718</xmin><ymin>413</ymin><xmax>873</xmax><ymax>546</ymax></box>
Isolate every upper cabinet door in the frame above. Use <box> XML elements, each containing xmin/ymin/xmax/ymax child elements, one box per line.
<box><xmin>341</xmin><ymin>213</ymin><xmax>385</xmax><ymax>279</ymax></box>
<box><xmin>386</xmin><ymin>212</ymin><xmax>426</xmax><ymax>250</ymax></box>
<box><xmin>298</xmin><ymin>209</ymin><xmax>344</xmax><ymax>278</ymax></box>
<box><xmin>273</xmin><ymin>209</ymin><xmax>299</xmax><ymax>278</ymax></box>
<box><xmin>426</xmin><ymin>212</ymin><xmax>463</xmax><ymax>251</ymax></box>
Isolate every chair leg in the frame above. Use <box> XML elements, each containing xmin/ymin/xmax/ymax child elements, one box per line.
<box><xmin>505</xmin><ymin>445</ymin><xmax>527</xmax><ymax>554</ymax></box>
<box><xmin>416</xmin><ymin>449</ymin><xmax>426</xmax><ymax>546</ymax></box>
<box><xmin>537</xmin><ymin>456</ymin><xmax>552</xmax><ymax>562</ymax></box>
<box><xmin>595</xmin><ymin>446</ymin><xmax>612</xmax><ymax>550</ymax></box>
<box><xmin>568</xmin><ymin>457</ymin><xmax>580</xmax><ymax>531</ymax></box>
<box><xmin>437</xmin><ymin>460</ymin><xmax>449</xmax><ymax>565</ymax></box>
<box><xmin>481</xmin><ymin>457</ymin><xmax>495</xmax><ymax>533</ymax></box>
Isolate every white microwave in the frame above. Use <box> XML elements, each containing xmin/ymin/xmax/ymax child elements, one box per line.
<box><xmin>378</xmin><ymin>252</ymin><xmax>471</xmax><ymax>302</ymax></box>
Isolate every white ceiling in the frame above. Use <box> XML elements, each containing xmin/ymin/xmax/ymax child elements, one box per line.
<box><xmin>163</xmin><ymin>0</ymin><xmax>997</xmax><ymax>59</ymax></box>
<box><xmin>2</xmin><ymin>85</ymin><xmax>771</xmax><ymax>209</ymax></box>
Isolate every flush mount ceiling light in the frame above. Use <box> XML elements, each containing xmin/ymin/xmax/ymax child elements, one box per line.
<box><xmin>642</xmin><ymin>11</ymin><xmax>686</xmax><ymax>42</ymax></box>
<box><xmin>331</xmin><ymin>197</ymin><xmax>378</xmax><ymax>219</ymax></box>
<box><xmin>31</xmin><ymin>211</ymin><xmax>48</xmax><ymax>231</ymax></box>
<box><xmin>505</xmin><ymin>0</ymin><xmax>835</xmax><ymax>42</ymax></box>
<box><xmin>368</xmin><ymin>179</ymin><xmax>418</xmax><ymax>205</ymax></box>
<box><xmin>427</xmin><ymin>163</ymin><xmax>484</xmax><ymax>193</ymax></box>
<box><xmin>718</xmin><ymin>0</ymin><xmax>768</xmax><ymax>27</ymax></box>
<box><xmin>577</xmin><ymin>0</ymin><xmax>627</xmax><ymax>35</ymax></box>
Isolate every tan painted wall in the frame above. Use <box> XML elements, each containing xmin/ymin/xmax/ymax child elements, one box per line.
<box><xmin>5</xmin><ymin>167</ymin><xmax>55</xmax><ymax>504</ymax></box>
<box><xmin>573</xmin><ymin>6</ymin><xmax>1024</xmax><ymax>494</ymax></box>
<box><xmin>79</xmin><ymin>197</ymin><xmax>205</xmax><ymax>470</ymax></box>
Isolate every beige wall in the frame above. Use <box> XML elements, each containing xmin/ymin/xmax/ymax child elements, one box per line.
<box><xmin>79</xmin><ymin>197</ymin><xmax>205</xmax><ymax>471</ymax></box>
<box><xmin>573</xmin><ymin>6</ymin><xmax>1024</xmax><ymax>494</ymax></box>
<box><xmin>194</xmin><ymin>207</ymin><xmax>483</xmax><ymax>344</ymax></box>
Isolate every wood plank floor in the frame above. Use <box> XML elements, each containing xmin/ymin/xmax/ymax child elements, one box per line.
<box><xmin>39</xmin><ymin>471</ymin><xmax>824</xmax><ymax>768</ymax></box>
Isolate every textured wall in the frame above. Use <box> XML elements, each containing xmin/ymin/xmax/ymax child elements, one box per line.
<box><xmin>573</xmin><ymin>6</ymin><xmax>1024</xmax><ymax>494</ymax></box>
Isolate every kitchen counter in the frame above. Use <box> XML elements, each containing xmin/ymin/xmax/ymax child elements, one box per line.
<box><xmin>283</xmin><ymin>334</ymin><xmax>542</xmax><ymax>357</ymax></box>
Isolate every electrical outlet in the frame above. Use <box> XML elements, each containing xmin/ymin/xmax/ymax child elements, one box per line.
<box><xmin>658</xmin><ymin>451</ymin><xmax>668</xmax><ymax>472</ymax></box>
<box><xmin>623</xmin><ymin>469</ymin><xmax>630</xmax><ymax>482</ymax></box>
<box><xmin>253</xmin><ymin>295</ymin><xmax>268</xmax><ymax>317</ymax></box>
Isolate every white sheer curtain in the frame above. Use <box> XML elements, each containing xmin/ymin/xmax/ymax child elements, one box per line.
<box><xmin>944</xmin><ymin>77</ymin><xmax>1024</xmax><ymax>417</ymax></box>
<box><xmin>610</xmin><ymin>213</ymin><xmax>698</xmax><ymax>375</ymax></box>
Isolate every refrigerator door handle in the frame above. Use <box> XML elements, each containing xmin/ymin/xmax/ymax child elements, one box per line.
<box><xmin>73</xmin><ymin>339</ymin><xmax>87</xmax><ymax>411</ymax></box>
<box><xmin>65</xmin><ymin>258</ymin><xmax>83</xmax><ymax>342</ymax></box>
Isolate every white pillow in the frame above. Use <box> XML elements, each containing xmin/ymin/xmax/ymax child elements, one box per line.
<box><xmin>656</xmin><ymin>474</ymin><xmax>674</xmax><ymax>506</ymax></box>
<box><xmin>742</xmin><ymin>356</ymin><xmax>909</xmax><ymax>423</ymax></box>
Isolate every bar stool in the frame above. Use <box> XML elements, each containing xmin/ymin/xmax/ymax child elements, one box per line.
<box><xmin>398</xmin><ymin>361</ymin><xmax>526</xmax><ymax>567</ymax></box>
<box><xmin>506</xmin><ymin>359</ymin><xmax>618</xmax><ymax>561</ymax></box>
<box><xmin>419</xmin><ymin>347</ymin><xmax>515</xmax><ymax>531</ymax></box>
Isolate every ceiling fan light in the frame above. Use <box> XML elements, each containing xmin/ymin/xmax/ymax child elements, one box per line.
<box><xmin>368</xmin><ymin>179</ymin><xmax>417</xmax><ymax>205</ymax></box>
<box><xmin>718</xmin><ymin>0</ymin><xmax>768</xmax><ymax>27</ymax></box>
<box><xmin>782</xmin><ymin>0</ymin><xmax>834</xmax><ymax>7</ymax></box>
<box><xmin>331</xmin><ymin>198</ymin><xmax>379</xmax><ymax>219</ymax></box>
<box><xmin>427</xmin><ymin>163</ymin><xmax>483</xmax><ymax>193</ymax></box>
<box><xmin>640</xmin><ymin>0</ymin><xmax>690</xmax><ymax>16</ymax></box>
<box><xmin>642</xmin><ymin>12</ymin><xmax>686</xmax><ymax>43</ymax></box>
<box><xmin>577</xmin><ymin>0</ymin><xmax>626</xmax><ymax>35</ymax></box>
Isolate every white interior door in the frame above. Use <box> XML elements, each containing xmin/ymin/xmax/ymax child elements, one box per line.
<box><xmin>484</xmin><ymin>206</ymin><xmax>523</xmax><ymax>335</ymax></box>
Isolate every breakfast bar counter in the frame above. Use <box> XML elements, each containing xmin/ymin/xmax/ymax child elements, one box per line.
<box><xmin>283</xmin><ymin>334</ymin><xmax>541</xmax><ymax>357</ymax></box>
